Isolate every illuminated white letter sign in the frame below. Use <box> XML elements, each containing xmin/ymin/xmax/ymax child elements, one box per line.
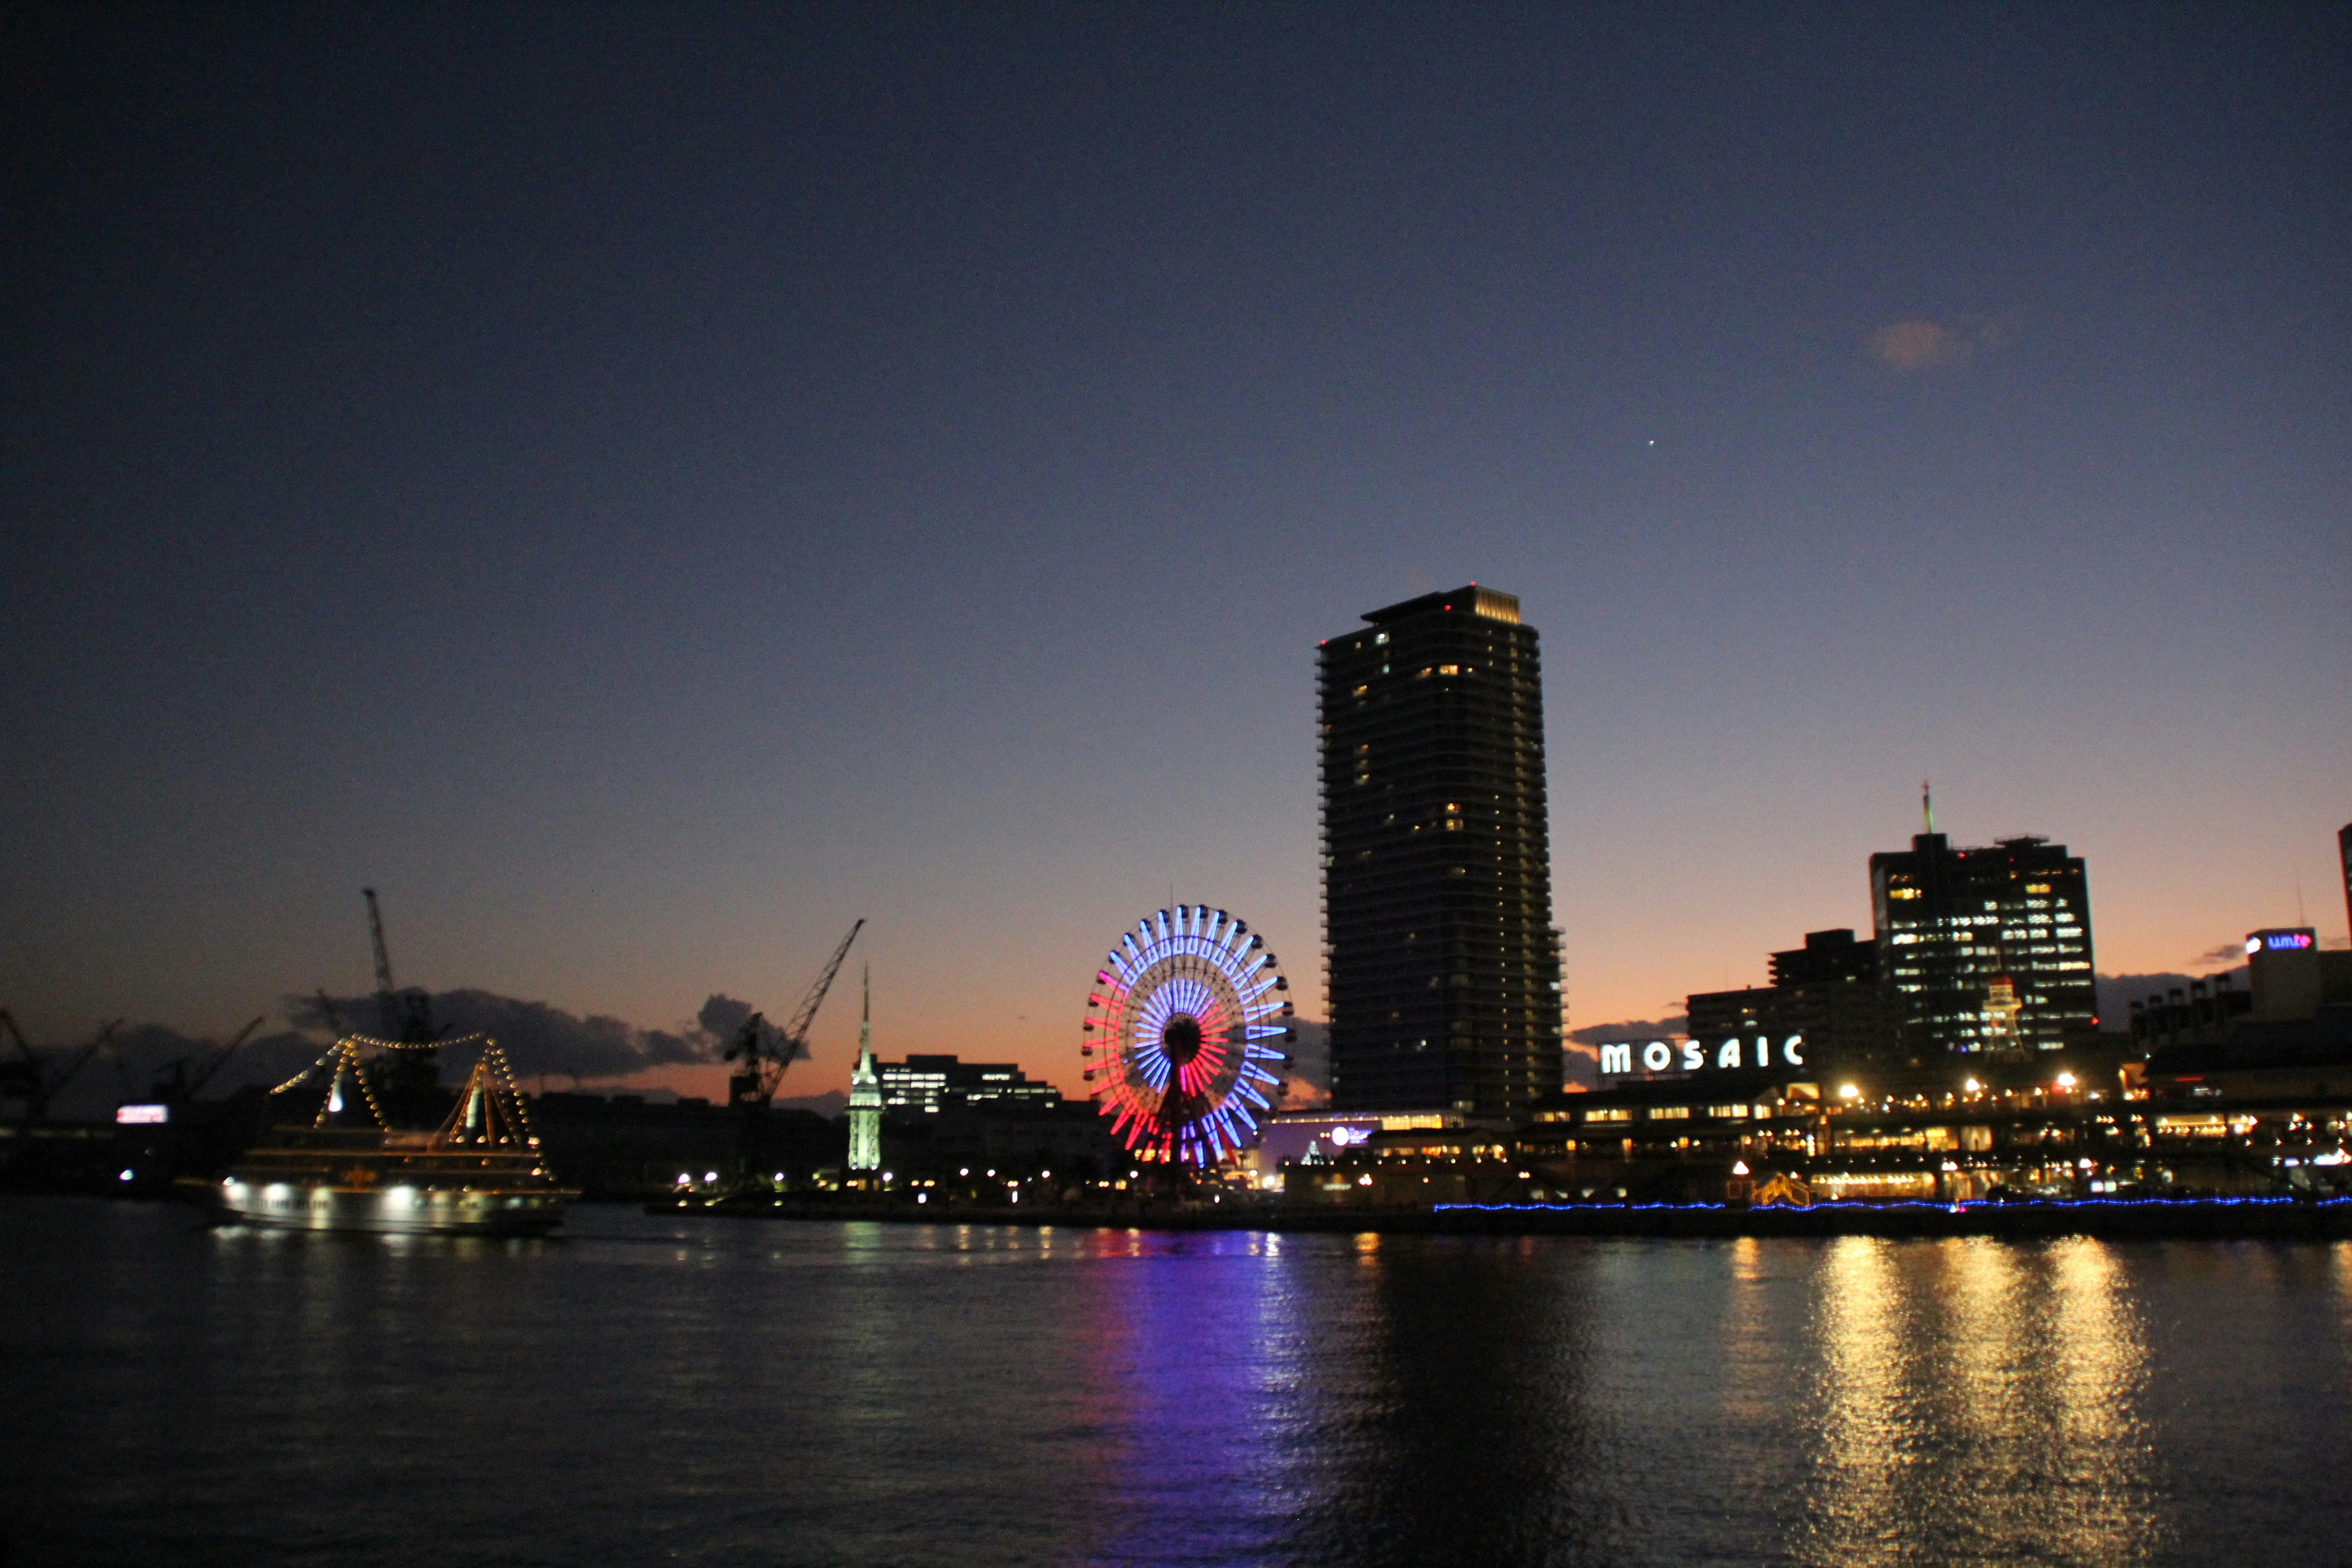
<box><xmin>1594</xmin><ymin>1035</ymin><xmax>1806</xmax><ymax>1078</ymax></box>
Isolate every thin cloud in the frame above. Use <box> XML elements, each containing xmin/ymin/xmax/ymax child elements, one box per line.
<box><xmin>1283</xmin><ymin>1018</ymin><xmax>1330</xmax><ymax>1105</ymax></box>
<box><xmin>1567</xmin><ymin>1016</ymin><xmax>1686</xmax><ymax>1047</ymax></box>
<box><xmin>1871</xmin><ymin>319</ymin><xmax>1972</xmax><ymax>372</ymax></box>
<box><xmin>289</xmin><ymin>989</ymin><xmax>728</xmax><ymax>1080</ymax></box>
<box><xmin>694</xmin><ymin>993</ymin><xmax>801</xmax><ymax>1062</ymax></box>
<box><xmin>1869</xmin><ymin>312</ymin><xmax>2020</xmax><ymax>373</ymax></box>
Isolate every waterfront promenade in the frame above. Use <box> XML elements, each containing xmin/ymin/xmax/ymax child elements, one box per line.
<box><xmin>667</xmin><ymin>1192</ymin><xmax>2352</xmax><ymax>1240</ymax></box>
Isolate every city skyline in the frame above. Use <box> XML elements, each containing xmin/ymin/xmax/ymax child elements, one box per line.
<box><xmin>5</xmin><ymin>6</ymin><xmax>2347</xmax><ymax>1103</ymax></box>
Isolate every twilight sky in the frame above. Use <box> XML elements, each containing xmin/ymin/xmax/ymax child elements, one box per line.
<box><xmin>5</xmin><ymin>3</ymin><xmax>2347</xmax><ymax>1100</ymax></box>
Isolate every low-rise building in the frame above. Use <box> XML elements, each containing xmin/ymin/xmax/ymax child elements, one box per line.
<box><xmin>879</xmin><ymin>1054</ymin><xmax>1062</xmax><ymax>1114</ymax></box>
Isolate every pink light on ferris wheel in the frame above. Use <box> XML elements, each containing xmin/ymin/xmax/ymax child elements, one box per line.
<box><xmin>1079</xmin><ymin>904</ymin><xmax>1294</xmax><ymax>1168</ymax></box>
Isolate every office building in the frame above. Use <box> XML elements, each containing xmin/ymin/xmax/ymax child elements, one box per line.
<box><xmin>1685</xmin><ymin>928</ymin><xmax>1896</xmax><ymax>1070</ymax></box>
<box><xmin>2242</xmin><ymin>927</ymin><xmax>2352</xmax><ymax>1022</ymax></box>
<box><xmin>1769</xmin><ymin>926</ymin><xmax>1877</xmax><ymax>990</ymax></box>
<box><xmin>1869</xmin><ymin>833</ymin><xmax>2096</xmax><ymax>1054</ymax></box>
<box><xmin>1318</xmin><ymin>584</ymin><xmax>1562</xmax><ymax>1117</ymax></box>
<box><xmin>878</xmin><ymin>1054</ymin><xmax>1061</xmax><ymax>1115</ymax></box>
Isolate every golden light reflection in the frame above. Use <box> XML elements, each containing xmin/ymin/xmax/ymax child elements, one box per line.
<box><xmin>1803</xmin><ymin>1239</ymin><xmax>2159</xmax><ymax>1567</ymax></box>
<box><xmin>1810</xmin><ymin>1235</ymin><xmax>1904</xmax><ymax>1567</ymax></box>
<box><xmin>1715</xmin><ymin>1236</ymin><xmax>1786</xmax><ymax>1436</ymax></box>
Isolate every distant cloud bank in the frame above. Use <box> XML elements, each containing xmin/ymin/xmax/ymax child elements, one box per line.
<box><xmin>1568</xmin><ymin>1016</ymin><xmax>1688</xmax><ymax>1047</ymax></box>
<box><xmin>1870</xmin><ymin>313</ymin><xmax>2018</xmax><ymax>372</ymax></box>
<box><xmin>288</xmin><ymin>989</ymin><xmax>731</xmax><ymax>1080</ymax></box>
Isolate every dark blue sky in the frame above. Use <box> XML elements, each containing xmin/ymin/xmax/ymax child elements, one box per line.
<box><xmin>5</xmin><ymin>3</ymin><xmax>2347</xmax><ymax>1094</ymax></box>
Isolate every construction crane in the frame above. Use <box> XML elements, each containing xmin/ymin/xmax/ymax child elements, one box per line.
<box><xmin>0</xmin><ymin>1012</ymin><xmax>124</xmax><ymax>1123</ymax></box>
<box><xmin>147</xmin><ymin>1016</ymin><xmax>266</xmax><ymax>1102</ymax></box>
<box><xmin>0</xmin><ymin>1012</ymin><xmax>38</xmax><ymax>1104</ymax></box>
<box><xmin>355</xmin><ymin>890</ymin><xmax>448</xmax><ymax>1127</ymax></box>
<box><xmin>363</xmin><ymin>888</ymin><xmax>436</xmax><ymax>1043</ymax></box>
<box><xmin>725</xmin><ymin>920</ymin><xmax>864</xmax><ymax>1172</ymax></box>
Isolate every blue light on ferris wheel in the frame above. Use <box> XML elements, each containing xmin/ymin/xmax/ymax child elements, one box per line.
<box><xmin>1080</xmin><ymin>905</ymin><xmax>1293</xmax><ymax>1170</ymax></box>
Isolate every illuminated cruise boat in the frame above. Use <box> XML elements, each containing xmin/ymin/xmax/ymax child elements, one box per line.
<box><xmin>216</xmin><ymin>1035</ymin><xmax>574</xmax><ymax>1235</ymax></box>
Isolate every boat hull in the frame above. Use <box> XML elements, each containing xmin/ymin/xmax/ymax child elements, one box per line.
<box><xmin>216</xmin><ymin>1178</ymin><xmax>574</xmax><ymax>1236</ymax></box>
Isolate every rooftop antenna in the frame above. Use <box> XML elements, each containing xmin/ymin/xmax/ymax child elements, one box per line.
<box><xmin>1921</xmin><ymin>780</ymin><xmax>1934</xmax><ymax>835</ymax></box>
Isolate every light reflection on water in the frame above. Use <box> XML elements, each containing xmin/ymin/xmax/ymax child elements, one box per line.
<box><xmin>2</xmin><ymin>1200</ymin><xmax>2348</xmax><ymax>1567</ymax></box>
<box><xmin>1803</xmin><ymin>1238</ymin><xmax>2163</xmax><ymax>1567</ymax></box>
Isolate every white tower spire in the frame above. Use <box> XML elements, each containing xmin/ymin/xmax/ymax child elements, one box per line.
<box><xmin>847</xmin><ymin>961</ymin><xmax>882</xmax><ymax>1176</ymax></box>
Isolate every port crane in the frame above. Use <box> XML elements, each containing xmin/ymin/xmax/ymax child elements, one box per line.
<box><xmin>725</xmin><ymin>919</ymin><xmax>865</xmax><ymax>1115</ymax></box>
<box><xmin>328</xmin><ymin>889</ymin><xmax>450</xmax><ymax>1126</ymax></box>
<box><xmin>147</xmin><ymin>1016</ymin><xmax>266</xmax><ymax>1103</ymax></box>
<box><xmin>0</xmin><ymin>1011</ymin><xmax>125</xmax><ymax>1122</ymax></box>
<box><xmin>723</xmin><ymin>920</ymin><xmax>863</xmax><ymax>1181</ymax></box>
<box><xmin>364</xmin><ymin>887</ymin><xmax>439</xmax><ymax>1044</ymax></box>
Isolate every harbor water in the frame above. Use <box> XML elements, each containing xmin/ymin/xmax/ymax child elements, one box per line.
<box><xmin>3</xmin><ymin>1196</ymin><xmax>2348</xmax><ymax>1566</ymax></box>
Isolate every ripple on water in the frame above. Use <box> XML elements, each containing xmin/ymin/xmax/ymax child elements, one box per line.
<box><xmin>1</xmin><ymin>1200</ymin><xmax>2347</xmax><ymax>1567</ymax></box>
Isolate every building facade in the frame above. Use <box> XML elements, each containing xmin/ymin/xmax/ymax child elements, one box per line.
<box><xmin>2339</xmin><ymin>822</ymin><xmax>2351</xmax><ymax>941</ymax></box>
<box><xmin>1767</xmin><ymin>927</ymin><xmax>1897</xmax><ymax>1068</ymax></box>
<box><xmin>1869</xmin><ymin>833</ymin><xmax>2096</xmax><ymax>1055</ymax></box>
<box><xmin>878</xmin><ymin>1054</ymin><xmax>1061</xmax><ymax>1115</ymax></box>
<box><xmin>1318</xmin><ymin>584</ymin><xmax>1563</xmax><ymax>1118</ymax></box>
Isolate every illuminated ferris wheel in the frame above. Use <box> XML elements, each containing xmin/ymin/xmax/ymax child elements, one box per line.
<box><xmin>1082</xmin><ymin>905</ymin><xmax>1294</xmax><ymax>1166</ymax></box>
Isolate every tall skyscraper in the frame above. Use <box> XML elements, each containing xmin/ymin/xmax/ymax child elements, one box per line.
<box><xmin>1869</xmin><ymin>832</ymin><xmax>2097</xmax><ymax>1054</ymax></box>
<box><xmin>846</xmin><ymin>968</ymin><xmax>881</xmax><ymax>1173</ymax></box>
<box><xmin>1318</xmin><ymin>584</ymin><xmax>1562</xmax><ymax>1118</ymax></box>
